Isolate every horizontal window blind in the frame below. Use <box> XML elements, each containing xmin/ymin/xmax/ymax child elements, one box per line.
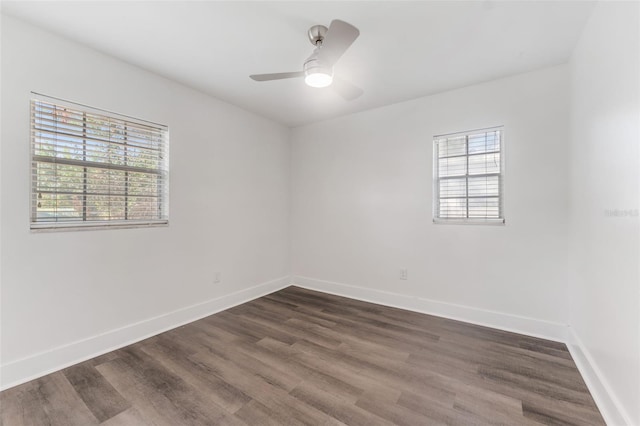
<box><xmin>31</xmin><ymin>97</ymin><xmax>169</xmax><ymax>230</ymax></box>
<box><xmin>433</xmin><ymin>127</ymin><xmax>504</xmax><ymax>223</ymax></box>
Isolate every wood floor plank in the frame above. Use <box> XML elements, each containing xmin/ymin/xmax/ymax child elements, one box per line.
<box><xmin>62</xmin><ymin>362</ymin><xmax>131</xmax><ymax>422</ymax></box>
<box><xmin>95</xmin><ymin>359</ymin><xmax>178</xmax><ymax>426</ymax></box>
<box><xmin>522</xmin><ymin>400</ymin><xmax>606</xmax><ymax>426</ymax></box>
<box><xmin>396</xmin><ymin>391</ymin><xmax>483</xmax><ymax>426</ymax></box>
<box><xmin>139</xmin><ymin>342</ymin><xmax>252</xmax><ymax>414</ymax></box>
<box><xmin>188</xmin><ymin>318</ymin><xmax>246</xmax><ymax>343</ymax></box>
<box><xmin>187</xmin><ymin>350</ymin><xmax>338</xmax><ymax>425</ymax></box>
<box><xmin>233</xmin><ymin>399</ymin><xmax>294</xmax><ymax>426</ymax></box>
<box><xmin>451</xmin><ymin>383</ymin><xmax>531</xmax><ymax>425</ymax></box>
<box><xmin>0</xmin><ymin>286</ymin><xmax>606</xmax><ymax>425</ymax></box>
<box><xmin>290</xmin><ymin>381</ymin><xmax>394</xmax><ymax>426</ymax></box>
<box><xmin>105</xmin><ymin>348</ymin><xmax>231</xmax><ymax>426</ymax></box>
<box><xmin>355</xmin><ymin>395</ymin><xmax>443</xmax><ymax>426</ymax></box>
<box><xmin>0</xmin><ymin>373</ymin><xmax>99</xmax><ymax>426</ymax></box>
<box><xmin>99</xmin><ymin>407</ymin><xmax>157</xmax><ymax>426</ymax></box>
<box><xmin>236</xmin><ymin>338</ymin><xmax>365</xmax><ymax>403</ymax></box>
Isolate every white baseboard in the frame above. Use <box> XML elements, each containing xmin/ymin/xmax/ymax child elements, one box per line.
<box><xmin>292</xmin><ymin>276</ymin><xmax>568</xmax><ymax>342</ymax></box>
<box><xmin>0</xmin><ymin>276</ymin><xmax>291</xmax><ymax>391</ymax></box>
<box><xmin>566</xmin><ymin>328</ymin><xmax>633</xmax><ymax>426</ymax></box>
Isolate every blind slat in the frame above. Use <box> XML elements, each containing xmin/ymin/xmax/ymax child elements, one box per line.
<box><xmin>33</xmin><ymin>155</ymin><xmax>164</xmax><ymax>176</ymax></box>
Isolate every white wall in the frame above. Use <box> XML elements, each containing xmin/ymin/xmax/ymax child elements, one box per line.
<box><xmin>568</xmin><ymin>2</ymin><xmax>640</xmax><ymax>424</ymax></box>
<box><xmin>291</xmin><ymin>65</ymin><xmax>571</xmax><ymax>337</ymax></box>
<box><xmin>0</xmin><ymin>15</ymin><xmax>291</xmax><ymax>387</ymax></box>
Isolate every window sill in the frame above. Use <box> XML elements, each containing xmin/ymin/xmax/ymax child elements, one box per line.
<box><xmin>433</xmin><ymin>218</ymin><xmax>505</xmax><ymax>226</ymax></box>
<box><xmin>30</xmin><ymin>220</ymin><xmax>169</xmax><ymax>233</ymax></box>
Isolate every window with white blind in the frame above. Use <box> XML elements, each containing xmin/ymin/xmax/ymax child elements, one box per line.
<box><xmin>433</xmin><ymin>127</ymin><xmax>504</xmax><ymax>224</ymax></box>
<box><xmin>31</xmin><ymin>95</ymin><xmax>169</xmax><ymax>230</ymax></box>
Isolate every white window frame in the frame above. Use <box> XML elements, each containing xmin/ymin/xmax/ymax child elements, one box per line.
<box><xmin>30</xmin><ymin>93</ymin><xmax>169</xmax><ymax>231</ymax></box>
<box><xmin>433</xmin><ymin>126</ymin><xmax>505</xmax><ymax>225</ymax></box>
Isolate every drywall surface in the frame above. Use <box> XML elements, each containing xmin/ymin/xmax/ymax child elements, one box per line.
<box><xmin>292</xmin><ymin>65</ymin><xmax>571</xmax><ymax>328</ymax></box>
<box><xmin>568</xmin><ymin>2</ymin><xmax>640</xmax><ymax>424</ymax></box>
<box><xmin>0</xmin><ymin>15</ymin><xmax>290</xmax><ymax>386</ymax></box>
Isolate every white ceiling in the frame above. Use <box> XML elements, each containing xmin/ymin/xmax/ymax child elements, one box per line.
<box><xmin>2</xmin><ymin>1</ymin><xmax>594</xmax><ymax>127</ymax></box>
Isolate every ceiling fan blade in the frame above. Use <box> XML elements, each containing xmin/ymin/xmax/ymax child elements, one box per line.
<box><xmin>317</xmin><ymin>19</ymin><xmax>360</xmax><ymax>66</ymax></box>
<box><xmin>332</xmin><ymin>77</ymin><xmax>363</xmax><ymax>101</ymax></box>
<box><xmin>250</xmin><ymin>71</ymin><xmax>304</xmax><ymax>81</ymax></box>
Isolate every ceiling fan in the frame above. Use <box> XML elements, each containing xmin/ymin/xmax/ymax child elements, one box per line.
<box><xmin>250</xmin><ymin>19</ymin><xmax>363</xmax><ymax>101</ymax></box>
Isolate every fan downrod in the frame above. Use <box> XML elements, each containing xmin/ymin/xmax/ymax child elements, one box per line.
<box><xmin>308</xmin><ymin>24</ymin><xmax>328</xmax><ymax>46</ymax></box>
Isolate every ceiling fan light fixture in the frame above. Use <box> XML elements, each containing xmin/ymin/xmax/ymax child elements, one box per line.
<box><xmin>305</xmin><ymin>71</ymin><xmax>333</xmax><ymax>88</ymax></box>
<box><xmin>303</xmin><ymin>51</ymin><xmax>333</xmax><ymax>88</ymax></box>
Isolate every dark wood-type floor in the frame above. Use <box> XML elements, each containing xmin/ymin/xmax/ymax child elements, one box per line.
<box><xmin>1</xmin><ymin>286</ymin><xmax>605</xmax><ymax>425</ymax></box>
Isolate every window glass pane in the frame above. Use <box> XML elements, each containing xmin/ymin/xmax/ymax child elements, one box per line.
<box><xmin>128</xmin><ymin>197</ymin><xmax>159</xmax><ymax>220</ymax></box>
<box><xmin>35</xmin><ymin>193</ymin><xmax>76</xmax><ymax>221</ymax></box>
<box><xmin>439</xmin><ymin>177</ymin><xmax>466</xmax><ymax>198</ymax></box>
<box><xmin>128</xmin><ymin>172</ymin><xmax>159</xmax><ymax>197</ymax></box>
<box><xmin>108</xmin><ymin>196</ymin><xmax>126</xmax><ymax>221</ymax></box>
<box><xmin>438</xmin><ymin>136</ymin><xmax>466</xmax><ymax>158</ymax></box>
<box><xmin>438</xmin><ymin>156</ymin><xmax>466</xmax><ymax>177</ymax></box>
<box><xmin>85</xmin><ymin>194</ymin><xmax>120</xmax><ymax>220</ymax></box>
<box><xmin>468</xmin><ymin>197</ymin><xmax>500</xmax><ymax>218</ymax></box>
<box><xmin>55</xmin><ymin>165</ymin><xmax>84</xmax><ymax>193</ymax></box>
<box><xmin>468</xmin><ymin>131</ymin><xmax>500</xmax><ymax>154</ymax></box>
<box><xmin>85</xmin><ymin>139</ymin><xmax>111</xmax><ymax>164</ymax></box>
<box><xmin>439</xmin><ymin>198</ymin><xmax>467</xmax><ymax>218</ymax></box>
<box><xmin>468</xmin><ymin>152</ymin><xmax>500</xmax><ymax>175</ymax></box>
<box><xmin>53</xmin><ymin>193</ymin><xmax>83</xmax><ymax>221</ymax></box>
<box><xmin>468</xmin><ymin>175</ymin><xmax>500</xmax><ymax>197</ymax></box>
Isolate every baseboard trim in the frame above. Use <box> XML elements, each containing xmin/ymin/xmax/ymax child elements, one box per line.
<box><xmin>292</xmin><ymin>275</ymin><xmax>568</xmax><ymax>343</ymax></box>
<box><xmin>0</xmin><ymin>275</ymin><xmax>291</xmax><ymax>391</ymax></box>
<box><xmin>566</xmin><ymin>328</ymin><xmax>632</xmax><ymax>426</ymax></box>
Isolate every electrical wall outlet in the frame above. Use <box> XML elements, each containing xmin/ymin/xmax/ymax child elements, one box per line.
<box><xmin>214</xmin><ymin>272</ymin><xmax>221</xmax><ymax>283</ymax></box>
<box><xmin>400</xmin><ymin>268</ymin><xmax>408</xmax><ymax>280</ymax></box>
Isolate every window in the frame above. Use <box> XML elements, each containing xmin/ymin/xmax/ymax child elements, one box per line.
<box><xmin>31</xmin><ymin>95</ymin><xmax>169</xmax><ymax>230</ymax></box>
<box><xmin>433</xmin><ymin>127</ymin><xmax>504</xmax><ymax>223</ymax></box>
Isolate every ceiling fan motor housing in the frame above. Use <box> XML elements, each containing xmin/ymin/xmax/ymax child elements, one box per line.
<box><xmin>308</xmin><ymin>24</ymin><xmax>328</xmax><ymax>46</ymax></box>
